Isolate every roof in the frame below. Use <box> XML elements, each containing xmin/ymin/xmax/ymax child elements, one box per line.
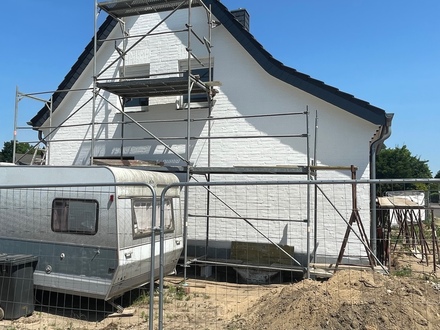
<box><xmin>29</xmin><ymin>16</ymin><xmax>118</xmax><ymax>127</ymax></box>
<box><xmin>29</xmin><ymin>0</ymin><xmax>389</xmax><ymax>128</ymax></box>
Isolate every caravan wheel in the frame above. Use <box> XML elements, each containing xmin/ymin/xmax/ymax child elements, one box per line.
<box><xmin>0</xmin><ymin>306</ymin><xmax>4</xmax><ymax>321</ymax></box>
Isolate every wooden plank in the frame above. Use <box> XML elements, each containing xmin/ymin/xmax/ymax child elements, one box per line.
<box><xmin>93</xmin><ymin>159</ymin><xmax>163</xmax><ymax>167</ymax></box>
<box><xmin>377</xmin><ymin>196</ymin><xmax>420</xmax><ymax>208</ymax></box>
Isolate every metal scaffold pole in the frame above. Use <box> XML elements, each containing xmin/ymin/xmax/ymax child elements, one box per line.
<box><xmin>313</xmin><ymin>111</ymin><xmax>319</xmax><ymax>263</ymax></box>
<box><xmin>305</xmin><ymin>107</ymin><xmax>311</xmax><ymax>279</ymax></box>
<box><xmin>13</xmin><ymin>86</ymin><xmax>19</xmax><ymax>164</ymax></box>
<box><xmin>91</xmin><ymin>0</ymin><xmax>98</xmax><ymax>166</ymax></box>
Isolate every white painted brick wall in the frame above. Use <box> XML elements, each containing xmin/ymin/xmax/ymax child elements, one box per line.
<box><xmin>43</xmin><ymin>7</ymin><xmax>379</xmax><ymax>263</ymax></box>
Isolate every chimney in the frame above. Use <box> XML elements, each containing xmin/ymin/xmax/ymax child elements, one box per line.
<box><xmin>231</xmin><ymin>8</ymin><xmax>250</xmax><ymax>31</ymax></box>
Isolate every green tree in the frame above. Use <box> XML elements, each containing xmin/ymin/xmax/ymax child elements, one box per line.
<box><xmin>376</xmin><ymin>145</ymin><xmax>431</xmax><ymax>196</ymax></box>
<box><xmin>430</xmin><ymin>171</ymin><xmax>440</xmax><ymax>203</ymax></box>
<box><xmin>0</xmin><ymin>140</ymin><xmax>33</xmax><ymax>163</ymax></box>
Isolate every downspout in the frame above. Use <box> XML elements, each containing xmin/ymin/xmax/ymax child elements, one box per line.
<box><xmin>37</xmin><ymin>131</ymin><xmax>48</xmax><ymax>164</ymax></box>
<box><xmin>370</xmin><ymin>113</ymin><xmax>393</xmax><ymax>256</ymax></box>
<box><xmin>37</xmin><ymin>131</ymin><xmax>47</xmax><ymax>146</ymax></box>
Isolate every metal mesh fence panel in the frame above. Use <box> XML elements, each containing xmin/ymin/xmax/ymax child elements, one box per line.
<box><xmin>0</xmin><ymin>179</ymin><xmax>438</xmax><ymax>329</ymax></box>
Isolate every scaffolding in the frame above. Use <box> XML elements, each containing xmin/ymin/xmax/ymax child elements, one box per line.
<box><xmin>94</xmin><ymin>0</ymin><xmax>212</xmax><ymax>173</ymax></box>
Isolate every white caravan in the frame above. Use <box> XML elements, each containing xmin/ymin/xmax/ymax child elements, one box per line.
<box><xmin>0</xmin><ymin>165</ymin><xmax>183</xmax><ymax>301</ymax></box>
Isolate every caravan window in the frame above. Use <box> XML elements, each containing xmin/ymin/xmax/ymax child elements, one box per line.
<box><xmin>132</xmin><ymin>198</ymin><xmax>174</xmax><ymax>239</ymax></box>
<box><xmin>52</xmin><ymin>199</ymin><xmax>98</xmax><ymax>235</ymax></box>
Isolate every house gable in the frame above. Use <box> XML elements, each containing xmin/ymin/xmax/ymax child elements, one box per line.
<box><xmin>29</xmin><ymin>0</ymin><xmax>389</xmax><ymax>128</ymax></box>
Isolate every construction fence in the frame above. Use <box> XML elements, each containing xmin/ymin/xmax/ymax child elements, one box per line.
<box><xmin>0</xmin><ymin>178</ymin><xmax>439</xmax><ymax>329</ymax></box>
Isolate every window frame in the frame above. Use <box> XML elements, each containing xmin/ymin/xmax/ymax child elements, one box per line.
<box><xmin>51</xmin><ymin>198</ymin><xmax>99</xmax><ymax>235</ymax></box>
<box><xmin>132</xmin><ymin>198</ymin><xmax>175</xmax><ymax>239</ymax></box>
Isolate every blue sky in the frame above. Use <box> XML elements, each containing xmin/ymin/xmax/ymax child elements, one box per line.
<box><xmin>1</xmin><ymin>1</ymin><xmax>439</xmax><ymax>174</ymax></box>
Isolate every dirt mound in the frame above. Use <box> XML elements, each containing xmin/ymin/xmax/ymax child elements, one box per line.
<box><xmin>228</xmin><ymin>270</ymin><xmax>440</xmax><ymax>330</ymax></box>
<box><xmin>2</xmin><ymin>269</ymin><xmax>439</xmax><ymax>329</ymax></box>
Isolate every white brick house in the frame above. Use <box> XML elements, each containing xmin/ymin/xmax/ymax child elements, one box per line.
<box><xmin>29</xmin><ymin>1</ymin><xmax>393</xmax><ymax>266</ymax></box>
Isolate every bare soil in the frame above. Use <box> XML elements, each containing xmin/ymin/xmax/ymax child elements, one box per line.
<box><xmin>230</xmin><ymin>270</ymin><xmax>440</xmax><ymax>330</ymax></box>
<box><xmin>1</xmin><ymin>262</ymin><xmax>439</xmax><ymax>330</ymax></box>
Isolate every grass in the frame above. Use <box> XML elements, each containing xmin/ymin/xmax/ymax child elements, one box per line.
<box><xmin>140</xmin><ymin>310</ymin><xmax>148</xmax><ymax>323</ymax></box>
<box><xmin>193</xmin><ymin>292</ymin><xmax>210</xmax><ymax>299</ymax></box>
<box><xmin>162</xmin><ymin>284</ymin><xmax>190</xmax><ymax>303</ymax></box>
<box><xmin>392</xmin><ymin>264</ymin><xmax>412</xmax><ymax>277</ymax></box>
<box><xmin>132</xmin><ymin>291</ymin><xmax>151</xmax><ymax>305</ymax></box>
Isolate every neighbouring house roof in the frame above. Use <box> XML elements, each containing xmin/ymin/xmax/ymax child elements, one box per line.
<box><xmin>29</xmin><ymin>0</ymin><xmax>390</xmax><ymax>128</ymax></box>
<box><xmin>14</xmin><ymin>153</ymin><xmax>44</xmax><ymax>165</ymax></box>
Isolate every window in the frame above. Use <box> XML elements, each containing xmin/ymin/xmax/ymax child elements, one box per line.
<box><xmin>177</xmin><ymin>59</ymin><xmax>214</xmax><ymax>109</ymax></box>
<box><xmin>119</xmin><ymin>63</ymin><xmax>150</xmax><ymax>111</ymax></box>
<box><xmin>132</xmin><ymin>198</ymin><xmax>174</xmax><ymax>239</ymax></box>
<box><xmin>52</xmin><ymin>199</ymin><xmax>98</xmax><ymax>235</ymax></box>
<box><xmin>182</xmin><ymin>67</ymin><xmax>212</xmax><ymax>103</ymax></box>
<box><xmin>124</xmin><ymin>97</ymin><xmax>149</xmax><ymax>108</ymax></box>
